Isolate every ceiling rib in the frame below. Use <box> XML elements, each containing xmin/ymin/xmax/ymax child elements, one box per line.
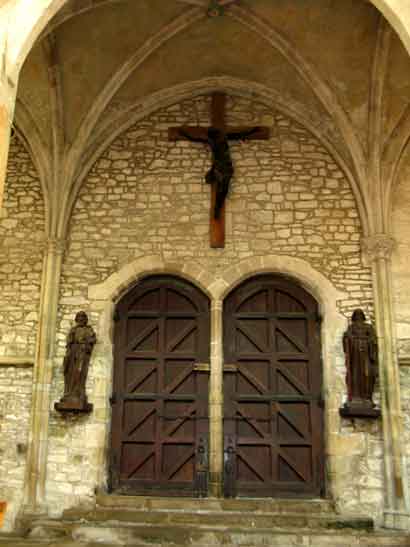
<box><xmin>40</xmin><ymin>0</ymin><xmax>238</xmax><ymax>40</ymax></box>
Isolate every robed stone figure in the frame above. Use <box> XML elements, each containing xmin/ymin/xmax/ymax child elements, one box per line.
<box><xmin>340</xmin><ymin>309</ymin><xmax>380</xmax><ymax>418</ymax></box>
<box><xmin>55</xmin><ymin>311</ymin><xmax>96</xmax><ymax>414</ymax></box>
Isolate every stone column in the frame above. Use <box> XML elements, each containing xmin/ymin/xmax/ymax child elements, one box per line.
<box><xmin>0</xmin><ymin>76</ymin><xmax>16</xmax><ymax>209</ymax></box>
<box><xmin>24</xmin><ymin>238</ymin><xmax>66</xmax><ymax>513</ymax></box>
<box><xmin>363</xmin><ymin>234</ymin><xmax>410</xmax><ymax>529</ymax></box>
<box><xmin>208</xmin><ymin>300</ymin><xmax>224</xmax><ymax>497</ymax></box>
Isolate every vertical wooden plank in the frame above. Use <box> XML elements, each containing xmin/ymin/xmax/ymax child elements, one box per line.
<box><xmin>211</xmin><ymin>92</ymin><xmax>227</xmax><ymax>130</ymax></box>
<box><xmin>210</xmin><ymin>188</ymin><xmax>225</xmax><ymax>248</ymax></box>
<box><xmin>210</xmin><ymin>92</ymin><xmax>227</xmax><ymax>248</ymax></box>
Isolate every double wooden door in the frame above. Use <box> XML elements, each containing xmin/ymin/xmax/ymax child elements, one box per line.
<box><xmin>110</xmin><ymin>274</ymin><xmax>324</xmax><ymax>498</ymax></box>
<box><xmin>223</xmin><ymin>275</ymin><xmax>324</xmax><ymax>498</ymax></box>
<box><xmin>110</xmin><ymin>276</ymin><xmax>210</xmax><ymax>496</ymax></box>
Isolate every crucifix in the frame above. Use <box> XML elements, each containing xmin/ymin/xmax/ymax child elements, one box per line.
<box><xmin>168</xmin><ymin>93</ymin><xmax>270</xmax><ymax>248</ymax></box>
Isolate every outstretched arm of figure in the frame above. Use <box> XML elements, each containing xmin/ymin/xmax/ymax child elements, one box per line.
<box><xmin>227</xmin><ymin>127</ymin><xmax>261</xmax><ymax>141</ymax></box>
<box><xmin>179</xmin><ymin>128</ymin><xmax>208</xmax><ymax>144</ymax></box>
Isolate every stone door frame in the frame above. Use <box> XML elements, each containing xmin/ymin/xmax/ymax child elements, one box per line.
<box><xmin>87</xmin><ymin>254</ymin><xmax>345</xmax><ymax>499</ymax></box>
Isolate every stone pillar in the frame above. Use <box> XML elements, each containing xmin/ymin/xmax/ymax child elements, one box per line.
<box><xmin>363</xmin><ymin>234</ymin><xmax>410</xmax><ymax>529</ymax></box>
<box><xmin>0</xmin><ymin>76</ymin><xmax>16</xmax><ymax>209</ymax></box>
<box><xmin>208</xmin><ymin>300</ymin><xmax>224</xmax><ymax>497</ymax></box>
<box><xmin>24</xmin><ymin>238</ymin><xmax>66</xmax><ymax>513</ymax></box>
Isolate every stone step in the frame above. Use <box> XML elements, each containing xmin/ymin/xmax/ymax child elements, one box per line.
<box><xmin>21</xmin><ymin>521</ymin><xmax>405</xmax><ymax>545</ymax></box>
<box><xmin>59</xmin><ymin>507</ymin><xmax>374</xmax><ymax>531</ymax></box>
<box><xmin>95</xmin><ymin>494</ymin><xmax>336</xmax><ymax>515</ymax></box>
<box><xmin>9</xmin><ymin>496</ymin><xmax>410</xmax><ymax>546</ymax></box>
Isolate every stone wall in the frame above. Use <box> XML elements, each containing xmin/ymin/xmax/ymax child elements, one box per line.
<box><xmin>0</xmin><ymin>365</ymin><xmax>33</xmax><ymax>530</ymax></box>
<box><xmin>0</xmin><ymin>135</ymin><xmax>45</xmax><ymax>357</ymax></box>
<box><xmin>42</xmin><ymin>96</ymin><xmax>381</xmax><ymax>519</ymax></box>
<box><xmin>0</xmin><ymin>136</ymin><xmax>44</xmax><ymax>530</ymax></box>
<box><xmin>61</xmin><ymin>96</ymin><xmax>372</xmax><ymax>316</ymax></box>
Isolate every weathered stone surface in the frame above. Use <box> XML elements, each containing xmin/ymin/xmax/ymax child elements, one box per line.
<box><xmin>1</xmin><ymin>96</ymin><xmax>384</xmax><ymax>528</ymax></box>
<box><xmin>39</xmin><ymin>96</ymin><xmax>382</xmax><ymax>521</ymax></box>
<box><xmin>4</xmin><ymin>499</ymin><xmax>410</xmax><ymax>546</ymax></box>
<box><xmin>0</xmin><ymin>367</ymin><xmax>33</xmax><ymax>530</ymax></box>
<box><xmin>0</xmin><ymin>136</ymin><xmax>44</xmax><ymax>357</ymax></box>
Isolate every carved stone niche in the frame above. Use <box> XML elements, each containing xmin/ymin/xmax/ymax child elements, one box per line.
<box><xmin>54</xmin><ymin>311</ymin><xmax>96</xmax><ymax>415</ymax></box>
<box><xmin>339</xmin><ymin>309</ymin><xmax>381</xmax><ymax>419</ymax></box>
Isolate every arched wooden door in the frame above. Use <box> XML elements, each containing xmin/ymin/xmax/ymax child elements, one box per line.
<box><xmin>223</xmin><ymin>275</ymin><xmax>324</xmax><ymax>498</ymax></box>
<box><xmin>110</xmin><ymin>275</ymin><xmax>210</xmax><ymax>496</ymax></box>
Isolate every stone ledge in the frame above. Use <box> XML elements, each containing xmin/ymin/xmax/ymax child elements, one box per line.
<box><xmin>0</xmin><ymin>356</ymin><xmax>34</xmax><ymax>368</ymax></box>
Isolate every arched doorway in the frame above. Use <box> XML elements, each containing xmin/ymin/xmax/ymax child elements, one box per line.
<box><xmin>110</xmin><ymin>275</ymin><xmax>210</xmax><ymax>496</ymax></box>
<box><xmin>223</xmin><ymin>274</ymin><xmax>325</xmax><ymax>498</ymax></box>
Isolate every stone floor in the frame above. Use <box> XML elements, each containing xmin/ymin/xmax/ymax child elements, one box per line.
<box><xmin>1</xmin><ymin>533</ymin><xmax>410</xmax><ymax>546</ymax></box>
<box><xmin>0</xmin><ymin>496</ymin><xmax>409</xmax><ymax>546</ymax></box>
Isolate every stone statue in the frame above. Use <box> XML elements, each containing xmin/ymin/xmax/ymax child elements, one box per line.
<box><xmin>180</xmin><ymin>127</ymin><xmax>259</xmax><ymax>219</ymax></box>
<box><xmin>55</xmin><ymin>311</ymin><xmax>96</xmax><ymax>414</ymax></box>
<box><xmin>340</xmin><ymin>309</ymin><xmax>380</xmax><ymax>418</ymax></box>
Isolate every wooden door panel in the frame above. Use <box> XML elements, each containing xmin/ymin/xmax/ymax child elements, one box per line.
<box><xmin>276</xmin><ymin>360</ymin><xmax>309</xmax><ymax>393</ymax></box>
<box><xmin>275</xmin><ymin>290</ymin><xmax>306</xmax><ymax>312</ymax></box>
<box><xmin>111</xmin><ymin>276</ymin><xmax>210</xmax><ymax>496</ymax></box>
<box><xmin>125</xmin><ymin>360</ymin><xmax>157</xmax><ymax>394</ymax></box>
<box><xmin>236</xmin><ymin>362</ymin><xmax>270</xmax><ymax>395</ymax></box>
<box><xmin>224</xmin><ymin>275</ymin><xmax>324</xmax><ymax>498</ymax></box>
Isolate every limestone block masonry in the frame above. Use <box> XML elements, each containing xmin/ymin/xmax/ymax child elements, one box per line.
<box><xmin>40</xmin><ymin>95</ymin><xmax>383</xmax><ymax>523</ymax></box>
<box><xmin>0</xmin><ymin>366</ymin><xmax>33</xmax><ymax>530</ymax></box>
<box><xmin>62</xmin><ymin>96</ymin><xmax>372</xmax><ymax>313</ymax></box>
<box><xmin>0</xmin><ymin>94</ymin><xmax>388</xmax><ymax>529</ymax></box>
<box><xmin>0</xmin><ymin>135</ymin><xmax>44</xmax><ymax>530</ymax></box>
<box><xmin>0</xmin><ymin>136</ymin><xmax>45</xmax><ymax>357</ymax></box>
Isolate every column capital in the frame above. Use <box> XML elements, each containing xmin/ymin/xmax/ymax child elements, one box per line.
<box><xmin>46</xmin><ymin>237</ymin><xmax>67</xmax><ymax>255</ymax></box>
<box><xmin>362</xmin><ymin>234</ymin><xmax>395</xmax><ymax>262</ymax></box>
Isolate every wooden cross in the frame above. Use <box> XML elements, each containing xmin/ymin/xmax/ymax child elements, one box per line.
<box><xmin>169</xmin><ymin>93</ymin><xmax>270</xmax><ymax>248</ymax></box>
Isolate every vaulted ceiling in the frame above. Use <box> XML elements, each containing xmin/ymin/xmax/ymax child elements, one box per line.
<box><xmin>13</xmin><ymin>0</ymin><xmax>410</xmax><ymax>236</ymax></box>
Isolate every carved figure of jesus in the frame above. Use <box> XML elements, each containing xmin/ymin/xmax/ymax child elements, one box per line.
<box><xmin>181</xmin><ymin>126</ymin><xmax>259</xmax><ymax>219</ymax></box>
<box><xmin>169</xmin><ymin>92</ymin><xmax>270</xmax><ymax>247</ymax></box>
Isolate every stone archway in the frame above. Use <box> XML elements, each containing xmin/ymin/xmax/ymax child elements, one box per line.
<box><xmin>88</xmin><ymin>255</ymin><xmax>347</xmax><ymax>499</ymax></box>
<box><xmin>0</xmin><ymin>0</ymin><xmax>403</xmax><ymax>528</ymax></box>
